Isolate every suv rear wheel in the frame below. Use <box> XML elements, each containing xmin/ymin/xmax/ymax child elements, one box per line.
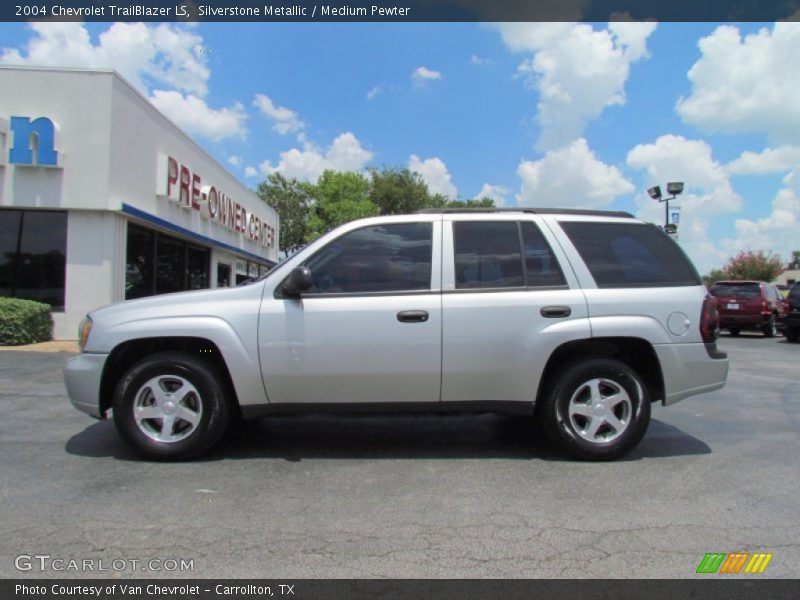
<box><xmin>112</xmin><ymin>352</ymin><xmax>233</xmax><ymax>460</ymax></box>
<box><xmin>540</xmin><ymin>358</ymin><xmax>651</xmax><ymax>461</ymax></box>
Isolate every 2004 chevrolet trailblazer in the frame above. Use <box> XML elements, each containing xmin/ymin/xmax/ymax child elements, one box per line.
<box><xmin>65</xmin><ymin>209</ymin><xmax>728</xmax><ymax>460</ymax></box>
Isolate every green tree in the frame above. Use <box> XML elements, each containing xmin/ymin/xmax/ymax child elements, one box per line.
<box><xmin>256</xmin><ymin>172</ymin><xmax>311</xmax><ymax>255</ymax></box>
<box><xmin>789</xmin><ymin>250</ymin><xmax>800</xmax><ymax>270</ymax></box>
<box><xmin>368</xmin><ymin>167</ymin><xmax>431</xmax><ymax>214</ymax></box>
<box><xmin>305</xmin><ymin>170</ymin><xmax>378</xmax><ymax>242</ymax></box>
<box><xmin>723</xmin><ymin>250</ymin><xmax>784</xmax><ymax>281</ymax></box>
<box><xmin>702</xmin><ymin>268</ymin><xmax>728</xmax><ymax>287</ymax></box>
<box><xmin>444</xmin><ymin>197</ymin><xmax>496</xmax><ymax>209</ymax></box>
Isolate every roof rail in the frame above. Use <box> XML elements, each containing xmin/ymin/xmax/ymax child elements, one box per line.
<box><xmin>414</xmin><ymin>207</ymin><xmax>635</xmax><ymax>218</ymax></box>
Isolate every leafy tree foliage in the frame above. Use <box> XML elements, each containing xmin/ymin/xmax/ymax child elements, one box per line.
<box><xmin>446</xmin><ymin>197</ymin><xmax>496</xmax><ymax>208</ymax></box>
<box><xmin>305</xmin><ymin>170</ymin><xmax>378</xmax><ymax>241</ymax></box>
<box><xmin>711</xmin><ymin>250</ymin><xmax>785</xmax><ymax>282</ymax></box>
<box><xmin>368</xmin><ymin>167</ymin><xmax>431</xmax><ymax>215</ymax></box>
<box><xmin>255</xmin><ymin>172</ymin><xmax>311</xmax><ymax>255</ymax></box>
<box><xmin>702</xmin><ymin>268</ymin><xmax>728</xmax><ymax>287</ymax></box>
<box><xmin>257</xmin><ymin>167</ymin><xmax>496</xmax><ymax>252</ymax></box>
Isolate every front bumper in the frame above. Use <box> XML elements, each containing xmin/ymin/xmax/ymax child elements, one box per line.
<box><xmin>64</xmin><ymin>353</ymin><xmax>109</xmax><ymax>419</ymax></box>
<box><xmin>653</xmin><ymin>342</ymin><xmax>729</xmax><ymax>405</ymax></box>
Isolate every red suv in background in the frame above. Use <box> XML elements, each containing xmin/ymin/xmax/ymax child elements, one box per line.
<box><xmin>708</xmin><ymin>280</ymin><xmax>785</xmax><ymax>337</ymax></box>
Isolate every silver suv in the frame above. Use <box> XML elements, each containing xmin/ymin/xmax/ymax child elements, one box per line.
<box><xmin>65</xmin><ymin>209</ymin><xmax>728</xmax><ymax>461</ymax></box>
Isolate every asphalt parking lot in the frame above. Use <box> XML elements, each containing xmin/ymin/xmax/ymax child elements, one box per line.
<box><xmin>0</xmin><ymin>334</ymin><xmax>798</xmax><ymax>579</ymax></box>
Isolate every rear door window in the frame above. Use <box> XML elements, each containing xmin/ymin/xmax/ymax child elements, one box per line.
<box><xmin>561</xmin><ymin>222</ymin><xmax>701</xmax><ymax>288</ymax></box>
<box><xmin>453</xmin><ymin>221</ymin><xmax>566</xmax><ymax>290</ymax></box>
<box><xmin>454</xmin><ymin>221</ymin><xmax>524</xmax><ymax>289</ymax></box>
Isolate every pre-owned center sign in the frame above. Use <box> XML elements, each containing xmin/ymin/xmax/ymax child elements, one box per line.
<box><xmin>156</xmin><ymin>154</ymin><xmax>275</xmax><ymax>249</ymax></box>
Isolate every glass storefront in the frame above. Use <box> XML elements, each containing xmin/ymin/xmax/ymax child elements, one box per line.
<box><xmin>125</xmin><ymin>223</ymin><xmax>210</xmax><ymax>300</ymax></box>
<box><xmin>0</xmin><ymin>209</ymin><xmax>67</xmax><ymax>310</ymax></box>
<box><xmin>216</xmin><ymin>262</ymin><xmax>232</xmax><ymax>288</ymax></box>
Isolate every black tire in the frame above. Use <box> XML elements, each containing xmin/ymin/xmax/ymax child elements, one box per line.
<box><xmin>112</xmin><ymin>351</ymin><xmax>233</xmax><ymax>460</ymax></box>
<box><xmin>728</xmin><ymin>328</ymin><xmax>740</xmax><ymax>337</ymax></box>
<box><xmin>786</xmin><ymin>327</ymin><xmax>799</xmax><ymax>343</ymax></box>
<box><xmin>762</xmin><ymin>315</ymin><xmax>777</xmax><ymax>338</ymax></box>
<box><xmin>539</xmin><ymin>358</ymin><xmax>651</xmax><ymax>461</ymax></box>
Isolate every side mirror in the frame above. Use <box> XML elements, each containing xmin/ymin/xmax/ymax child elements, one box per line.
<box><xmin>283</xmin><ymin>267</ymin><xmax>312</xmax><ymax>297</ymax></box>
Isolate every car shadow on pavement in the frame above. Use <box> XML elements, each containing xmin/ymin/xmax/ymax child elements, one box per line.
<box><xmin>65</xmin><ymin>414</ymin><xmax>710</xmax><ymax>462</ymax></box>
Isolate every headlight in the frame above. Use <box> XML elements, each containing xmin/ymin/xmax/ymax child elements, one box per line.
<box><xmin>78</xmin><ymin>316</ymin><xmax>93</xmax><ymax>352</ymax></box>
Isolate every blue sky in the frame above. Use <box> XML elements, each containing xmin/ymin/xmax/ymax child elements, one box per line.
<box><xmin>2</xmin><ymin>21</ymin><xmax>799</xmax><ymax>274</ymax></box>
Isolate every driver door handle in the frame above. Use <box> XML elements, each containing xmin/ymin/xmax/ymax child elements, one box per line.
<box><xmin>397</xmin><ymin>310</ymin><xmax>429</xmax><ymax>323</ymax></box>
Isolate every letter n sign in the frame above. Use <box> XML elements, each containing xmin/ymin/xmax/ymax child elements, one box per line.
<box><xmin>8</xmin><ymin>116</ymin><xmax>60</xmax><ymax>166</ymax></box>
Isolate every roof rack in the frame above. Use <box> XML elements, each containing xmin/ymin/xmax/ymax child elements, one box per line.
<box><xmin>415</xmin><ymin>207</ymin><xmax>635</xmax><ymax>218</ymax></box>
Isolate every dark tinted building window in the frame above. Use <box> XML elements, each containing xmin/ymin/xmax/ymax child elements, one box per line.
<box><xmin>126</xmin><ymin>226</ymin><xmax>155</xmax><ymax>299</ymax></box>
<box><xmin>217</xmin><ymin>263</ymin><xmax>232</xmax><ymax>288</ymax></box>
<box><xmin>0</xmin><ymin>209</ymin><xmax>67</xmax><ymax>310</ymax></box>
<box><xmin>126</xmin><ymin>223</ymin><xmax>211</xmax><ymax>299</ymax></box>
<box><xmin>187</xmin><ymin>246</ymin><xmax>209</xmax><ymax>290</ymax></box>
<box><xmin>562</xmin><ymin>222</ymin><xmax>701</xmax><ymax>288</ymax></box>
<box><xmin>303</xmin><ymin>222</ymin><xmax>432</xmax><ymax>294</ymax></box>
<box><xmin>454</xmin><ymin>221</ymin><xmax>524</xmax><ymax>289</ymax></box>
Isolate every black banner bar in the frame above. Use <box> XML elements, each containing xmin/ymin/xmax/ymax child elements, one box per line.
<box><xmin>3</xmin><ymin>0</ymin><xmax>799</xmax><ymax>23</ymax></box>
<box><xmin>3</xmin><ymin>579</ymin><xmax>800</xmax><ymax>600</ymax></box>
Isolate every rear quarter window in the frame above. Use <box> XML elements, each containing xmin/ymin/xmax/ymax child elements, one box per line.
<box><xmin>561</xmin><ymin>222</ymin><xmax>701</xmax><ymax>288</ymax></box>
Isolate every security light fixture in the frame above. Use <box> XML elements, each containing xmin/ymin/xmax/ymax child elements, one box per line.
<box><xmin>667</xmin><ymin>181</ymin><xmax>684</xmax><ymax>196</ymax></box>
<box><xmin>647</xmin><ymin>181</ymin><xmax>687</xmax><ymax>229</ymax></box>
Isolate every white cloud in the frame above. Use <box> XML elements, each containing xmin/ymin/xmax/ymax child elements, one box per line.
<box><xmin>149</xmin><ymin>91</ymin><xmax>247</xmax><ymax>141</ymax></box>
<box><xmin>227</xmin><ymin>155</ymin><xmax>242</xmax><ymax>167</ymax></box>
<box><xmin>253</xmin><ymin>93</ymin><xmax>304</xmax><ymax>135</ymax></box>
<box><xmin>496</xmin><ymin>22</ymin><xmax>657</xmax><ymax>150</ymax></box>
<box><xmin>677</xmin><ymin>23</ymin><xmax>800</xmax><ymax>143</ymax></box>
<box><xmin>494</xmin><ymin>22</ymin><xmax>575</xmax><ymax>52</ymax></box>
<box><xmin>517</xmin><ymin>138</ymin><xmax>634</xmax><ymax>208</ymax></box>
<box><xmin>412</xmin><ymin>66</ymin><xmax>442</xmax><ymax>85</ymax></box>
<box><xmin>726</xmin><ymin>146</ymin><xmax>800</xmax><ymax>175</ymax></box>
<box><xmin>469</xmin><ymin>54</ymin><xmax>491</xmax><ymax>66</ymax></box>
<box><xmin>244</xmin><ymin>166</ymin><xmax>258</xmax><ymax>178</ymax></box>
<box><xmin>476</xmin><ymin>183</ymin><xmax>511</xmax><ymax>205</ymax></box>
<box><xmin>366</xmin><ymin>85</ymin><xmax>382</xmax><ymax>100</ymax></box>
<box><xmin>719</xmin><ymin>171</ymin><xmax>800</xmax><ymax>260</ymax></box>
<box><xmin>1</xmin><ymin>22</ymin><xmax>209</xmax><ymax>96</ymax></box>
<box><xmin>626</xmin><ymin>135</ymin><xmax>744</xmax><ymax>274</ymax></box>
<box><xmin>409</xmin><ymin>155</ymin><xmax>458</xmax><ymax>198</ymax></box>
<box><xmin>259</xmin><ymin>132</ymin><xmax>374</xmax><ymax>182</ymax></box>
<box><xmin>0</xmin><ymin>22</ymin><xmax>250</xmax><ymax>143</ymax></box>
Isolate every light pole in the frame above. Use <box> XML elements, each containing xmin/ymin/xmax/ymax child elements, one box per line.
<box><xmin>647</xmin><ymin>182</ymin><xmax>684</xmax><ymax>234</ymax></box>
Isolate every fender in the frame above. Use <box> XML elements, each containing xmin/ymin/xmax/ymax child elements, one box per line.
<box><xmin>104</xmin><ymin>316</ymin><xmax>268</xmax><ymax>408</ymax></box>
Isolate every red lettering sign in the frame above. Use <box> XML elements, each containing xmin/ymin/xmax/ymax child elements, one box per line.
<box><xmin>191</xmin><ymin>173</ymin><xmax>202</xmax><ymax>210</ymax></box>
<box><xmin>179</xmin><ymin>166</ymin><xmax>191</xmax><ymax>208</ymax></box>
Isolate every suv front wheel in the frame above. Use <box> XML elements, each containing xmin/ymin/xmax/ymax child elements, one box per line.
<box><xmin>540</xmin><ymin>358</ymin><xmax>651</xmax><ymax>461</ymax></box>
<box><xmin>112</xmin><ymin>352</ymin><xmax>233</xmax><ymax>460</ymax></box>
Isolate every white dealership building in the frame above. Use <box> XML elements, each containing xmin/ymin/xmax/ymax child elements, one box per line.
<box><xmin>0</xmin><ymin>66</ymin><xmax>279</xmax><ymax>339</ymax></box>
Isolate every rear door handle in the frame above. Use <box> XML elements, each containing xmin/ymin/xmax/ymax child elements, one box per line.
<box><xmin>397</xmin><ymin>310</ymin><xmax>429</xmax><ymax>323</ymax></box>
<box><xmin>540</xmin><ymin>306</ymin><xmax>571</xmax><ymax>318</ymax></box>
